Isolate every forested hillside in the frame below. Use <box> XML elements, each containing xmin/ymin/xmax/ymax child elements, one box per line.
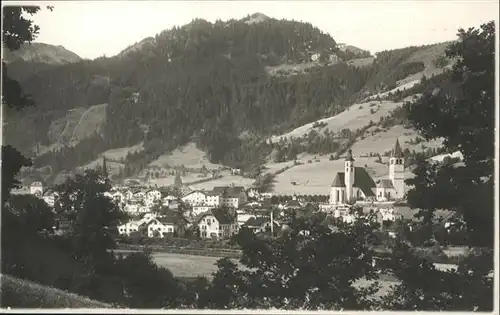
<box><xmin>3</xmin><ymin>13</ymin><xmax>453</xmax><ymax>183</ymax></box>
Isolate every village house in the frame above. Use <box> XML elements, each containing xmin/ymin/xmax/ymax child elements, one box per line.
<box><xmin>243</xmin><ymin>216</ymin><xmax>280</xmax><ymax>234</ymax></box>
<box><xmin>192</xmin><ymin>205</ymin><xmax>215</xmax><ymax>216</ymax></box>
<box><xmin>213</xmin><ymin>186</ymin><xmax>248</xmax><ymax>208</ymax></box>
<box><xmin>120</xmin><ymin>189</ymin><xmax>133</xmax><ymax>201</ymax></box>
<box><xmin>246</xmin><ymin>188</ymin><xmax>260</xmax><ymax>199</ymax></box>
<box><xmin>30</xmin><ymin>181</ymin><xmax>44</xmax><ymax>197</ymax></box>
<box><xmin>182</xmin><ymin>190</ymin><xmax>208</xmax><ymax>206</ymax></box>
<box><xmin>196</xmin><ymin>208</ymin><xmax>239</xmax><ymax>239</ymax></box>
<box><xmin>148</xmin><ymin>212</ymin><xmax>188</xmax><ymax>238</ymax></box>
<box><xmin>41</xmin><ymin>189</ymin><xmax>58</xmax><ymax>207</ymax></box>
<box><xmin>205</xmin><ymin>191</ymin><xmax>221</xmax><ymax>207</ymax></box>
<box><xmin>283</xmin><ymin>195</ymin><xmax>303</xmax><ymax>211</ymax></box>
<box><xmin>118</xmin><ymin>213</ymin><xmax>156</xmax><ymax>236</ymax></box>
<box><xmin>181</xmin><ymin>186</ymin><xmax>248</xmax><ymax>209</ymax></box>
<box><xmin>146</xmin><ymin>189</ymin><xmax>162</xmax><ymax>203</ymax></box>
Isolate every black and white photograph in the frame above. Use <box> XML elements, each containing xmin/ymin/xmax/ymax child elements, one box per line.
<box><xmin>1</xmin><ymin>0</ymin><xmax>498</xmax><ymax>312</ymax></box>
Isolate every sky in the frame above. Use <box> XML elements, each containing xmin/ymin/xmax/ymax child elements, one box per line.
<box><xmin>3</xmin><ymin>0</ymin><xmax>499</xmax><ymax>60</ymax></box>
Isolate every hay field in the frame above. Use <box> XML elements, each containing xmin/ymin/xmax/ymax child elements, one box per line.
<box><xmin>270</xmin><ymin>100</ymin><xmax>403</xmax><ymax>143</ymax></box>
<box><xmin>101</xmin><ymin>142</ymin><xmax>144</xmax><ymax>161</ymax></box>
<box><xmin>188</xmin><ymin>174</ymin><xmax>255</xmax><ymax>191</ymax></box>
<box><xmin>150</xmin><ymin>252</ymin><xmax>398</xmax><ymax>298</ymax></box>
<box><xmin>270</xmin><ymin>157</ymin><xmax>386</xmax><ymax>195</ymax></box>
<box><xmin>149</xmin><ymin>142</ymin><xmax>222</xmax><ymax>170</ymax></box>
<box><xmin>350</xmin><ymin>125</ymin><xmax>443</xmax><ymax>156</ymax></box>
<box><xmin>151</xmin><ymin>253</ymin><xmax>223</xmax><ymax>278</ymax></box>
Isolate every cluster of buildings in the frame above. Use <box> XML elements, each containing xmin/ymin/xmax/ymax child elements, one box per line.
<box><xmin>13</xmin><ymin>139</ymin><xmax>412</xmax><ymax>240</ymax></box>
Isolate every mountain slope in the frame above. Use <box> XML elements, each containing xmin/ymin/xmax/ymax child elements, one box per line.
<box><xmin>3</xmin><ymin>42</ymin><xmax>82</xmax><ymax>64</ymax></box>
<box><xmin>5</xmin><ymin>14</ymin><xmax>456</xmax><ymax>185</ymax></box>
<box><xmin>1</xmin><ymin>274</ymin><xmax>113</xmax><ymax>308</ymax></box>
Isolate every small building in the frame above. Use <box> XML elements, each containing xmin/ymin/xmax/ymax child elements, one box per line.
<box><xmin>30</xmin><ymin>181</ymin><xmax>43</xmax><ymax>197</ymax></box>
<box><xmin>181</xmin><ymin>190</ymin><xmax>208</xmax><ymax>206</ymax></box>
<box><xmin>243</xmin><ymin>216</ymin><xmax>280</xmax><ymax>234</ymax></box>
<box><xmin>196</xmin><ymin>208</ymin><xmax>239</xmax><ymax>239</ymax></box>
<box><xmin>192</xmin><ymin>205</ymin><xmax>215</xmax><ymax>216</ymax></box>
<box><xmin>146</xmin><ymin>189</ymin><xmax>162</xmax><ymax>203</ymax></box>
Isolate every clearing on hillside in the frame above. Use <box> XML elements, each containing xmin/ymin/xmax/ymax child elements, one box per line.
<box><xmin>270</xmin><ymin>99</ymin><xmax>404</xmax><ymax>143</ymax></box>
<box><xmin>100</xmin><ymin>142</ymin><xmax>145</xmax><ymax>161</ymax></box>
<box><xmin>350</xmin><ymin>125</ymin><xmax>444</xmax><ymax>156</ymax></box>
<box><xmin>70</xmin><ymin>103</ymin><xmax>108</xmax><ymax>141</ymax></box>
<box><xmin>188</xmin><ymin>174</ymin><xmax>255</xmax><ymax>191</ymax></box>
<box><xmin>149</xmin><ymin>142</ymin><xmax>223</xmax><ymax>170</ymax></box>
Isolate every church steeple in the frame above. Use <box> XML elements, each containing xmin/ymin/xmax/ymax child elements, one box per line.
<box><xmin>345</xmin><ymin>149</ymin><xmax>355</xmax><ymax>162</ymax></box>
<box><xmin>391</xmin><ymin>139</ymin><xmax>403</xmax><ymax>158</ymax></box>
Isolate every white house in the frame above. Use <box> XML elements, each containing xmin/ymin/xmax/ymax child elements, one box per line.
<box><xmin>380</xmin><ymin>208</ymin><xmax>397</xmax><ymax>222</ymax></box>
<box><xmin>243</xmin><ymin>216</ymin><xmax>280</xmax><ymax>234</ymax></box>
<box><xmin>182</xmin><ymin>190</ymin><xmax>208</xmax><ymax>206</ymax></box>
<box><xmin>193</xmin><ymin>205</ymin><xmax>215</xmax><ymax>216</ymax></box>
<box><xmin>205</xmin><ymin>192</ymin><xmax>221</xmax><ymax>207</ymax></box>
<box><xmin>124</xmin><ymin>203</ymin><xmax>139</xmax><ymax>214</ymax></box>
<box><xmin>132</xmin><ymin>190</ymin><xmax>147</xmax><ymax>201</ymax></box>
<box><xmin>147</xmin><ymin>219</ymin><xmax>172</xmax><ymax>237</ymax></box>
<box><xmin>147</xmin><ymin>212</ymin><xmax>188</xmax><ymax>237</ymax></box>
<box><xmin>247</xmin><ymin>188</ymin><xmax>260</xmax><ymax>199</ymax></box>
<box><xmin>213</xmin><ymin>186</ymin><xmax>248</xmax><ymax>208</ymax></box>
<box><xmin>118</xmin><ymin>221</ymin><xmax>140</xmax><ymax>236</ymax></box>
<box><xmin>30</xmin><ymin>181</ymin><xmax>43</xmax><ymax>197</ymax></box>
<box><xmin>42</xmin><ymin>190</ymin><xmax>58</xmax><ymax>207</ymax></box>
<box><xmin>112</xmin><ymin>191</ymin><xmax>125</xmax><ymax>202</ymax></box>
<box><xmin>121</xmin><ymin>189</ymin><xmax>133</xmax><ymax>201</ymax></box>
<box><xmin>197</xmin><ymin>208</ymin><xmax>239</xmax><ymax>239</ymax></box>
<box><xmin>146</xmin><ymin>189</ymin><xmax>162</xmax><ymax>203</ymax></box>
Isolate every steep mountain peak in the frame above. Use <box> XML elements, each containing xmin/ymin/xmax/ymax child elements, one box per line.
<box><xmin>2</xmin><ymin>42</ymin><xmax>81</xmax><ymax>65</ymax></box>
<box><xmin>244</xmin><ymin>12</ymin><xmax>270</xmax><ymax>24</ymax></box>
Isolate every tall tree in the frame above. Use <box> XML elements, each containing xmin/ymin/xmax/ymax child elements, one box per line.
<box><xmin>404</xmin><ymin>21</ymin><xmax>495</xmax><ymax>248</ymax></box>
<box><xmin>54</xmin><ymin>170</ymin><xmax>127</xmax><ymax>271</ymax></box>
<box><xmin>384</xmin><ymin>21</ymin><xmax>496</xmax><ymax>312</ymax></box>
<box><xmin>102</xmin><ymin>156</ymin><xmax>109</xmax><ymax>178</ymax></box>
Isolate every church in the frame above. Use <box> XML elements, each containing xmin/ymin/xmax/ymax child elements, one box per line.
<box><xmin>322</xmin><ymin>139</ymin><xmax>406</xmax><ymax>211</ymax></box>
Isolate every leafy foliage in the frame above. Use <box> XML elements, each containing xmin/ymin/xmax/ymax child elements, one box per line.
<box><xmin>404</xmin><ymin>21</ymin><xmax>495</xmax><ymax>247</ymax></box>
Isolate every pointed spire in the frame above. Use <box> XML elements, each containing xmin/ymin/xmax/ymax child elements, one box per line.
<box><xmin>392</xmin><ymin>139</ymin><xmax>403</xmax><ymax>158</ymax></box>
<box><xmin>345</xmin><ymin>149</ymin><xmax>354</xmax><ymax>162</ymax></box>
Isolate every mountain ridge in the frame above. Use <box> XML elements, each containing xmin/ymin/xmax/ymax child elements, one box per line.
<box><xmin>4</xmin><ymin>14</ymin><xmax>456</xmax><ymax>187</ymax></box>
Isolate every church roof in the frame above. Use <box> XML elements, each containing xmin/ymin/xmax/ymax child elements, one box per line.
<box><xmin>392</xmin><ymin>139</ymin><xmax>403</xmax><ymax>158</ymax></box>
<box><xmin>331</xmin><ymin>172</ymin><xmax>345</xmax><ymax>187</ymax></box>
<box><xmin>330</xmin><ymin>167</ymin><xmax>376</xmax><ymax>196</ymax></box>
<box><xmin>377</xmin><ymin>179</ymin><xmax>395</xmax><ymax>189</ymax></box>
<box><xmin>353</xmin><ymin>167</ymin><xmax>376</xmax><ymax>196</ymax></box>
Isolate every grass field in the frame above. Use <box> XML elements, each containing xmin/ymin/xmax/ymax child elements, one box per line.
<box><xmin>270</xmin><ymin>100</ymin><xmax>404</xmax><ymax>143</ymax></box>
<box><xmin>101</xmin><ymin>142</ymin><xmax>144</xmax><ymax>161</ymax></box>
<box><xmin>269</xmin><ymin>154</ymin><xmax>415</xmax><ymax>195</ymax></box>
<box><xmin>149</xmin><ymin>252</ymin><xmax>398</xmax><ymax>298</ymax></box>
<box><xmin>149</xmin><ymin>142</ymin><xmax>222</xmax><ymax>170</ymax></box>
<box><xmin>188</xmin><ymin>174</ymin><xmax>255</xmax><ymax>191</ymax></box>
<box><xmin>0</xmin><ymin>274</ymin><xmax>113</xmax><ymax>309</ymax></box>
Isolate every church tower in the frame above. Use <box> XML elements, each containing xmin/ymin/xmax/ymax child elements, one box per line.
<box><xmin>345</xmin><ymin>149</ymin><xmax>355</xmax><ymax>202</ymax></box>
<box><xmin>389</xmin><ymin>139</ymin><xmax>405</xmax><ymax>199</ymax></box>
